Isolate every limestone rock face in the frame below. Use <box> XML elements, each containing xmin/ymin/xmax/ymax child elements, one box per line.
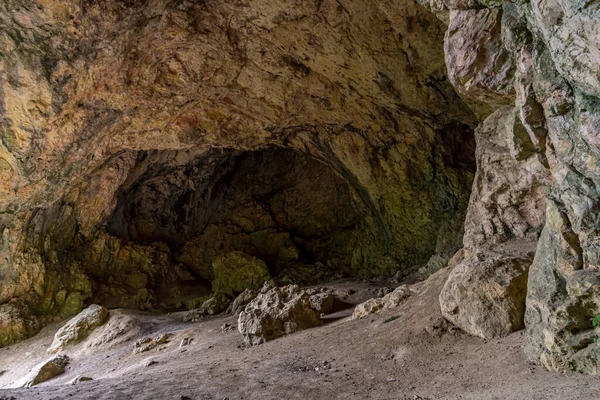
<box><xmin>0</xmin><ymin>303</ymin><xmax>40</xmax><ymax>348</ymax></box>
<box><xmin>440</xmin><ymin>106</ymin><xmax>546</xmax><ymax>339</ymax></box>
<box><xmin>4</xmin><ymin>0</ymin><xmax>600</xmax><ymax>379</ymax></box>
<box><xmin>352</xmin><ymin>285</ymin><xmax>413</xmax><ymax>319</ymax></box>
<box><xmin>47</xmin><ymin>304</ymin><xmax>110</xmax><ymax>354</ymax></box>
<box><xmin>444</xmin><ymin>9</ymin><xmax>515</xmax><ymax>104</ymax></box>
<box><xmin>238</xmin><ymin>285</ymin><xmax>322</xmax><ymax>346</ymax></box>
<box><xmin>429</xmin><ymin>0</ymin><xmax>600</xmax><ymax>374</ymax></box>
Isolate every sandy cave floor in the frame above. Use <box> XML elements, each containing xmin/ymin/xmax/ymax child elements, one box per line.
<box><xmin>1</xmin><ymin>270</ymin><xmax>599</xmax><ymax>400</ymax></box>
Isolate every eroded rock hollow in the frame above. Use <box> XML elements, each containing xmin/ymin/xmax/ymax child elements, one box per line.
<box><xmin>1</xmin><ymin>0</ymin><xmax>600</xmax><ymax>379</ymax></box>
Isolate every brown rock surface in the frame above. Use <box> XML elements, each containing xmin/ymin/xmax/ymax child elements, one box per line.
<box><xmin>238</xmin><ymin>285</ymin><xmax>322</xmax><ymax>346</ymax></box>
<box><xmin>12</xmin><ymin>354</ymin><xmax>69</xmax><ymax>388</ymax></box>
<box><xmin>0</xmin><ymin>0</ymin><xmax>478</xmax><ymax>344</ymax></box>
<box><xmin>440</xmin><ymin>106</ymin><xmax>546</xmax><ymax>339</ymax></box>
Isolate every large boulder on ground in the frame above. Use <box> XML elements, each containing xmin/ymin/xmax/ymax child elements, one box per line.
<box><xmin>0</xmin><ymin>303</ymin><xmax>40</xmax><ymax>348</ymax></box>
<box><xmin>13</xmin><ymin>354</ymin><xmax>69</xmax><ymax>388</ymax></box>
<box><xmin>47</xmin><ymin>304</ymin><xmax>110</xmax><ymax>354</ymax></box>
<box><xmin>440</xmin><ymin>243</ymin><xmax>533</xmax><ymax>339</ymax></box>
<box><xmin>238</xmin><ymin>285</ymin><xmax>322</xmax><ymax>346</ymax></box>
<box><xmin>212</xmin><ymin>252</ymin><xmax>271</xmax><ymax>297</ymax></box>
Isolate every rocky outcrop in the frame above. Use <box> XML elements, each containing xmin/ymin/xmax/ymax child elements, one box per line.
<box><xmin>440</xmin><ymin>106</ymin><xmax>546</xmax><ymax>339</ymax></box>
<box><xmin>47</xmin><ymin>304</ymin><xmax>110</xmax><ymax>354</ymax></box>
<box><xmin>423</xmin><ymin>0</ymin><xmax>600</xmax><ymax>374</ymax></box>
<box><xmin>238</xmin><ymin>285</ymin><xmax>322</xmax><ymax>346</ymax></box>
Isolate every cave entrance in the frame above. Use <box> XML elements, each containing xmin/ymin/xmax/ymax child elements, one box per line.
<box><xmin>97</xmin><ymin>147</ymin><xmax>365</xmax><ymax>310</ymax></box>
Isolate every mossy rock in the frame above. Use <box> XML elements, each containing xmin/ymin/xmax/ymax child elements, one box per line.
<box><xmin>211</xmin><ymin>251</ymin><xmax>271</xmax><ymax>297</ymax></box>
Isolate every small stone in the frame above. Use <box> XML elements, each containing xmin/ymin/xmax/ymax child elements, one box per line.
<box><xmin>68</xmin><ymin>375</ymin><xmax>93</xmax><ymax>385</ymax></box>
<box><xmin>133</xmin><ymin>333</ymin><xmax>172</xmax><ymax>354</ymax></box>
<box><xmin>145</xmin><ymin>359</ymin><xmax>158</xmax><ymax>367</ymax></box>
<box><xmin>221</xmin><ymin>323</ymin><xmax>234</xmax><ymax>333</ymax></box>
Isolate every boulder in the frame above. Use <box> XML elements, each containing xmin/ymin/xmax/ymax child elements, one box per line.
<box><xmin>440</xmin><ymin>243</ymin><xmax>533</xmax><ymax>339</ymax></box>
<box><xmin>238</xmin><ymin>285</ymin><xmax>322</xmax><ymax>346</ymax></box>
<box><xmin>15</xmin><ymin>354</ymin><xmax>69</xmax><ymax>388</ymax></box>
<box><xmin>47</xmin><ymin>304</ymin><xmax>110</xmax><ymax>354</ymax></box>
<box><xmin>132</xmin><ymin>333</ymin><xmax>172</xmax><ymax>354</ymax></box>
<box><xmin>352</xmin><ymin>298</ymin><xmax>385</xmax><ymax>320</ymax></box>
<box><xmin>211</xmin><ymin>252</ymin><xmax>271</xmax><ymax>297</ymax></box>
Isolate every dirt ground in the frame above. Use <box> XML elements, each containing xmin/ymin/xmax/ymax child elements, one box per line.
<box><xmin>1</xmin><ymin>269</ymin><xmax>599</xmax><ymax>400</ymax></box>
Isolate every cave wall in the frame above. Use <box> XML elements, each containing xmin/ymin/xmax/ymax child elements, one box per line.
<box><xmin>0</xmin><ymin>0</ymin><xmax>480</xmax><ymax>346</ymax></box>
<box><xmin>419</xmin><ymin>0</ymin><xmax>600</xmax><ymax>374</ymax></box>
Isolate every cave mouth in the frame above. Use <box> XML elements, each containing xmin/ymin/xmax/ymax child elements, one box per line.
<box><xmin>85</xmin><ymin>147</ymin><xmax>369</xmax><ymax>311</ymax></box>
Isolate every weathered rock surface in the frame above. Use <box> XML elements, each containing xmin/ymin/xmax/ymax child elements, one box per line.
<box><xmin>84</xmin><ymin>311</ymin><xmax>143</xmax><ymax>350</ymax></box>
<box><xmin>0</xmin><ymin>0</ymin><xmax>478</xmax><ymax>343</ymax></box>
<box><xmin>352</xmin><ymin>285</ymin><xmax>413</xmax><ymax>319</ymax></box>
<box><xmin>1</xmin><ymin>0</ymin><xmax>599</xmax><ymax>380</ymax></box>
<box><xmin>440</xmin><ymin>242</ymin><xmax>532</xmax><ymax>339</ymax></box>
<box><xmin>306</xmin><ymin>289</ymin><xmax>336</xmax><ymax>314</ymax></box>
<box><xmin>48</xmin><ymin>304</ymin><xmax>110</xmax><ymax>354</ymax></box>
<box><xmin>440</xmin><ymin>106</ymin><xmax>546</xmax><ymax>339</ymax></box>
<box><xmin>445</xmin><ymin>9</ymin><xmax>515</xmax><ymax>104</ymax></box>
<box><xmin>211</xmin><ymin>252</ymin><xmax>271</xmax><ymax>297</ymax></box>
<box><xmin>13</xmin><ymin>354</ymin><xmax>69</xmax><ymax>388</ymax></box>
<box><xmin>133</xmin><ymin>333</ymin><xmax>172</xmax><ymax>354</ymax></box>
<box><xmin>429</xmin><ymin>0</ymin><xmax>600</xmax><ymax>374</ymax></box>
<box><xmin>0</xmin><ymin>303</ymin><xmax>40</xmax><ymax>348</ymax></box>
<box><xmin>238</xmin><ymin>285</ymin><xmax>322</xmax><ymax>346</ymax></box>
